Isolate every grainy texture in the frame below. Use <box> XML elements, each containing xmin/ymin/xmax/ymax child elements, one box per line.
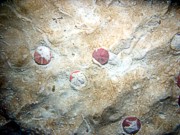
<box><xmin>0</xmin><ymin>0</ymin><xmax>179</xmax><ymax>134</ymax></box>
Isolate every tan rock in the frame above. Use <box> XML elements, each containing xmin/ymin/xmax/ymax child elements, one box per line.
<box><xmin>0</xmin><ymin>0</ymin><xmax>179</xmax><ymax>134</ymax></box>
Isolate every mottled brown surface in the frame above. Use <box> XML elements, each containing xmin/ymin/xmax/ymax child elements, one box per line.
<box><xmin>0</xmin><ymin>0</ymin><xmax>179</xmax><ymax>134</ymax></box>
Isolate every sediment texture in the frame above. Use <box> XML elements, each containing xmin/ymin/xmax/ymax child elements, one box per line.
<box><xmin>0</xmin><ymin>0</ymin><xmax>179</xmax><ymax>134</ymax></box>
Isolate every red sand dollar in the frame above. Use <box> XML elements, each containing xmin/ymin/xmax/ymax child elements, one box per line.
<box><xmin>92</xmin><ymin>48</ymin><xmax>109</xmax><ymax>65</ymax></box>
<box><xmin>122</xmin><ymin>116</ymin><xmax>141</xmax><ymax>134</ymax></box>
<box><xmin>34</xmin><ymin>46</ymin><xmax>52</xmax><ymax>65</ymax></box>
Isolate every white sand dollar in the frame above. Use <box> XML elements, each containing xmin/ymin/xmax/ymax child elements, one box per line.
<box><xmin>70</xmin><ymin>71</ymin><xmax>87</xmax><ymax>90</ymax></box>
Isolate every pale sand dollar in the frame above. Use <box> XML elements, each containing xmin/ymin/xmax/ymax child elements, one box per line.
<box><xmin>70</xmin><ymin>71</ymin><xmax>87</xmax><ymax>90</ymax></box>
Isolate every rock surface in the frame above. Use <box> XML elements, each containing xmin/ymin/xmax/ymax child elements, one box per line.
<box><xmin>171</xmin><ymin>33</ymin><xmax>180</xmax><ymax>51</ymax></box>
<box><xmin>0</xmin><ymin>0</ymin><xmax>179</xmax><ymax>134</ymax></box>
